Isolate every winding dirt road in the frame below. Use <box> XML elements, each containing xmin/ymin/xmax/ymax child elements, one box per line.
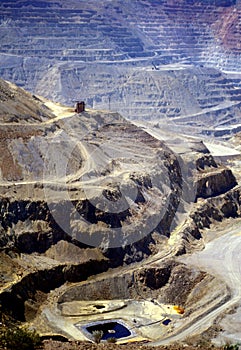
<box><xmin>152</xmin><ymin>220</ymin><xmax>241</xmax><ymax>345</ymax></box>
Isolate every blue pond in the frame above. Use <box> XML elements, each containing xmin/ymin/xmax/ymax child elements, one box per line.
<box><xmin>85</xmin><ymin>320</ymin><xmax>131</xmax><ymax>340</ymax></box>
<box><xmin>162</xmin><ymin>319</ymin><xmax>172</xmax><ymax>326</ymax></box>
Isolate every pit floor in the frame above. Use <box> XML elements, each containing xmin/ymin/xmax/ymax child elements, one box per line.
<box><xmin>41</xmin><ymin>299</ymin><xmax>184</xmax><ymax>342</ymax></box>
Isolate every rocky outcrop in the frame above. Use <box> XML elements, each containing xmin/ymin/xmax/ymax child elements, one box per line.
<box><xmin>175</xmin><ymin>185</ymin><xmax>241</xmax><ymax>257</ymax></box>
<box><xmin>196</xmin><ymin>154</ymin><xmax>217</xmax><ymax>170</ymax></box>
<box><xmin>196</xmin><ymin>168</ymin><xmax>237</xmax><ymax>199</ymax></box>
<box><xmin>195</xmin><ymin>186</ymin><xmax>241</xmax><ymax>226</ymax></box>
<box><xmin>0</xmin><ymin>199</ymin><xmax>69</xmax><ymax>253</ymax></box>
<box><xmin>136</xmin><ymin>266</ymin><xmax>172</xmax><ymax>290</ymax></box>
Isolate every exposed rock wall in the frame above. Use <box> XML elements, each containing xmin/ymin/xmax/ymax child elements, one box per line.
<box><xmin>57</xmin><ymin>261</ymin><xmax>202</xmax><ymax>306</ymax></box>
<box><xmin>196</xmin><ymin>168</ymin><xmax>237</xmax><ymax>199</ymax></box>
<box><xmin>57</xmin><ymin>259</ymin><xmax>228</xmax><ymax>319</ymax></box>
<box><xmin>177</xmin><ymin>185</ymin><xmax>241</xmax><ymax>255</ymax></box>
<box><xmin>0</xmin><ymin>255</ymin><xmax>109</xmax><ymax>321</ymax></box>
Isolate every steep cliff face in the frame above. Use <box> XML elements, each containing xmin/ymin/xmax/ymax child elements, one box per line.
<box><xmin>196</xmin><ymin>168</ymin><xmax>237</xmax><ymax>198</ymax></box>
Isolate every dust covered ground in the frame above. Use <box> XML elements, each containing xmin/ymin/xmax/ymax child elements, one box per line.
<box><xmin>41</xmin><ymin>340</ymin><xmax>224</xmax><ymax>350</ymax></box>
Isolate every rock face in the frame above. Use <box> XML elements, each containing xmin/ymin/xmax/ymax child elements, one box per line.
<box><xmin>56</xmin><ymin>261</ymin><xmax>200</xmax><ymax>304</ymax></box>
<box><xmin>196</xmin><ymin>168</ymin><xmax>237</xmax><ymax>198</ymax></box>
<box><xmin>1</xmin><ymin>1</ymin><xmax>241</xmax><ymax>136</ymax></box>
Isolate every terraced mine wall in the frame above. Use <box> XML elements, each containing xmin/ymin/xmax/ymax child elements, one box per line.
<box><xmin>1</xmin><ymin>1</ymin><xmax>241</xmax><ymax>136</ymax></box>
<box><xmin>1</xmin><ymin>0</ymin><xmax>240</xmax><ymax>71</ymax></box>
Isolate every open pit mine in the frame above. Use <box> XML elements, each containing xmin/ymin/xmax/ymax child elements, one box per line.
<box><xmin>0</xmin><ymin>77</ymin><xmax>241</xmax><ymax>347</ymax></box>
<box><xmin>2</xmin><ymin>0</ymin><xmax>241</xmax><ymax>349</ymax></box>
